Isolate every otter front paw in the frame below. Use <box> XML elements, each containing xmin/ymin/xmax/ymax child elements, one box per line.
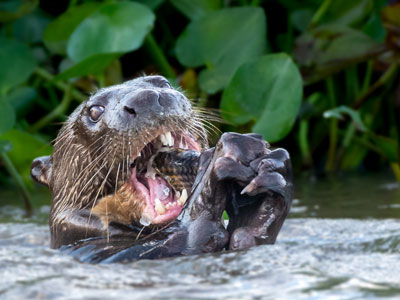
<box><xmin>209</xmin><ymin>132</ymin><xmax>293</xmax><ymax>250</ymax></box>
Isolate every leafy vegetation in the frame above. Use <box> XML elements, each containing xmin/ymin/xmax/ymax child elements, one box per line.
<box><xmin>0</xmin><ymin>0</ymin><xmax>399</xmax><ymax>213</ymax></box>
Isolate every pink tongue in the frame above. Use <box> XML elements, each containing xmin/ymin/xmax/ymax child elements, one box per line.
<box><xmin>147</xmin><ymin>176</ymin><xmax>172</xmax><ymax>202</ymax></box>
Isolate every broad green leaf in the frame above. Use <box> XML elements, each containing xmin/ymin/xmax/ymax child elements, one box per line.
<box><xmin>170</xmin><ymin>0</ymin><xmax>221</xmax><ymax>20</ymax></box>
<box><xmin>221</xmin><ymin>54</ymin><xmax>303</xmax><ymax>143</ymax></box>
<box><xmin>0</xmin><ymin>130</ymin><xmax>52</xmax><ymax>177</ymax></box>
<box><xmin>43</xmin><ymin>2</ymin><xmax>100</xmax><ymax>55</ymax></box>
<box><xmin>313</xmin><ymin>0</ymin><xmax>373</xmax><ymax>27</ymax></box>
<box><xmin>175</xmin><ymin>7</ymin><xmax>267</xmax><ymax>94</ymax></box>
<box><xmin>55</xmin><ymin>53</ymin><xmax>120</xmax><ymax>80</ymax></box>
<box><xmin>0</xmin><ymin>38</ymin><xmax>36</xmax><ymax>93</ymax></box>
<box><xmin>0</xmin><ymin>0</ymin><xmax>38</xmax><ymax>22</ymax></box>
<box><xmin>67</xmin><ymin>2</ymin><xmax>155</xmax><ymax>62</ymax></box>
<box><xmin>294</xmin><ymin>25</ymin><xmax>382</xmax><ymax>84</ymax></box>
<box><xmin>0</xmin><ymin>140</ymin><xmax>12</xmax><ymax>153</ymax></box>
<box><xmin>6</xmin><ymin>86</ymin><xmax>36</xmax><ymax>118</ymax></box>
<box><xmin>0</xmin><ymin>97</ymin><xmax>15</xmax><ymax>135</ymax></box>
<box><xmin>319</xmin><ymin>27</ymin><xmax>380</xmax><ymax>64</ymax></box>
<box><xmin>323</xmin><ymin>105</ymin><xmax>367</xmax><ymax>131</ymax></box>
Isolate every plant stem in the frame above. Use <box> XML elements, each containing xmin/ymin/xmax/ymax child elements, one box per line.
<box><xmin>30</xmin><ymin>85</ymin><xmax>72</xmax><ymax>132</ymax></box>
<box><xmin>299</xmin><ymin>120</ymin><xmax>312</xmax><ymax>166</ymax></box>
<box><xmin>310</xmin><ymin>0</ymin><xmax>333</xmax><ymax>27</ymax></box>
<box><xmin>0</xmin><ymin>152</ymin><xmax>32</xmax><ymax>216</ymax></box>
<box><xmin>34</xmin><ymin>67</ymin><xmax>87</xmax><ymax>102</ymax></box>
<box><xmin>391</xmin><ymin>163</ymin><xmax>400</xmax><ymax>183</ymax></box>
<box><xmin>144</xmin><ymin>34</ymin><xmax>176</xmax><ymax>79</ymax></box>
<box><xmin>361</xmin><ymin>60</ymin><xmax>373</xmax><ymax>94</ymax></box>
<box><xmin>354</xmin><ymin>63</ymin><xmax>398</xmax><ymax>109</ymax></box>
<box><xmin>325</xmin><ymin>77</ymin><xmax>338</xmax><ymax>172</ymax></box>
<box><xmin>345</xmin><ymin>66</ymin><xmax>359</xmax><ymax>102</ymax></box>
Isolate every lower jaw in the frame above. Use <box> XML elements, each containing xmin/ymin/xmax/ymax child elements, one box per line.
<box><xmin>130</xmin><ymin>167</ymin><xmax>184</xmax><ymax>226</ymax></box>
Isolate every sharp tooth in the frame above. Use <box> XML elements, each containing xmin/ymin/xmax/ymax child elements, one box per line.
<box><xmin>179</xmin><ymin>140</ymin><xmax>184</xmax><ymax>149</ymax></box>
<box><xmin>183</xmin><ymin>140</ymin><xmax>188</xmax><ymax>149</ymax></box>
<box><xmin>160</xmin><ymin>134</ymin><xmax>168</xmax><ymax>146</ymax></box>
<box><xmin>145</xmin><ymin>170</ymin><xmax>156</xmax><ymax>180</ymax></box>
<box><xmin>139</xmin><ymin>214</ymin><xmax>151</xmax><ymax>226</ymax></box>
<box><xmin>137</xmin><ymin>152</ymin><xmax>141</xmax><ymax>157</ymax></box>
<box><xmin>178</xmin><ymin>189</ymin><xmax>188</xmax><ymax>206</ymax></box>
<box><xmin>165</xmin><ymin>131</ymin><xmax>173</xmax><ymax>147</ymax></box>
<box><xmin>155</xmin><ymin>198</ymin><xmax>165</xmax><ymax>215</ymax></box>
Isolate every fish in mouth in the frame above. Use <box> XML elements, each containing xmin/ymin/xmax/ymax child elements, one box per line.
<box><xmin>127</xmin><ymin>131</ymin><xmax>200</xmax><ymax>225</ymax></box>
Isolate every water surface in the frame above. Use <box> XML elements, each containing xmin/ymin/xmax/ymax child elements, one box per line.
<box><xmin>1</xmin><ymin>173</ymin><xmax>400</xmax><ymax>299</ymax></box>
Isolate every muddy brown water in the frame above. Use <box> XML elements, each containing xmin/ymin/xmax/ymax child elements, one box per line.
<box><xmin>1</xmin><ymin>172</ymin><xmax>400</xmax><ymax>299</ymax></box>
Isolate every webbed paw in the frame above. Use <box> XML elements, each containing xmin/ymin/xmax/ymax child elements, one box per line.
<box><xmin>208</xmin><ymin>133</ymin><xmax>293</xmax><ymax>250</ymax></box>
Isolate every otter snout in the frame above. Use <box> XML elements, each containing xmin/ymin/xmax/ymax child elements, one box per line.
<box><xmin>123</xmin><ymin>90</ymin><xmax>161</xmax><ymax>118</ymax></box>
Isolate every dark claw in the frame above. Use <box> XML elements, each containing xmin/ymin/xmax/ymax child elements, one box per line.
<box><xmin>241</xmin><ymin>172</ymin><xmax>287</xmax><ymax>197</ymax></box>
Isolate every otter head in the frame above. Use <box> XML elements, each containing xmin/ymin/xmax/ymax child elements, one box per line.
<box><xmin>32</xmin><ymin>75</ymin><xmax>207</xmax><ymax>228</ymax></box>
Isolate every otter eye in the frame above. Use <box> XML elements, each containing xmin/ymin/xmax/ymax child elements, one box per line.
<box><xmin>89</xmin><ymin>105</ymin><xmax>105</xmax><ymax>122</ymax></box>
<box><xmin>160</xmin><ymin>80</ymin><xmax>172</xmax><ymax>89</ymax></box>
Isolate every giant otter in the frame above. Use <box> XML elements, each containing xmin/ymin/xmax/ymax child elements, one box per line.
<box><xmin>31</xmin><ymin>75</ymin><xmax>293</xmax><ymax>263</ymax></box>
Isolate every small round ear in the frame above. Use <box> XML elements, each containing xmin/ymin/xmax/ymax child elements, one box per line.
<box><xmin>31</xmin><ymin>156</ymin><xmax>52</xmax><ymax>187</ymax></box>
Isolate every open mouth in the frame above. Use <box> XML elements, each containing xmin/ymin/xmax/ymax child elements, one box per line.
<box><xmin>129</xmin><ymin>131</ymin><xmax>200</xmax><ymax>226</ymax></box>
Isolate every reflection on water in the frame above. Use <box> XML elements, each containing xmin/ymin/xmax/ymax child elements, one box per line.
<box><xmin>1</xmin><ymin>173</ymin><xmax>400</xmax><ymax>299</ymax></box>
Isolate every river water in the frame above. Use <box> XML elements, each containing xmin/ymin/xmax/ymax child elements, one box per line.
<box><xmin>1</xmin><ymin>173</ymin><xmax>400</xmax><ymax>299</ymax></box>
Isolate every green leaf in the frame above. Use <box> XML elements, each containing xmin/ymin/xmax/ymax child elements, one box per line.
<box><xmin>67</xmin><ymin>2</ymin><xmax>155</xmax><ymax>62</ymax></box>
<box><xmin>221</xmin><ymin>54</ymin><xmax>303</xmax><ymax>143</ymax></box>
<box><xmin>43</xmin><ymin>2</ymin><xmax>100</xmax><ymax>55</ymax></box>
<box><xmin>175</xmin><ymin>7</ymin><xmax>267</xmax><ymax>94</ymax></box>
<box><xmin>170</xmin><ymin>0</ymin><xmax>221</xmax><ymax>20</ymax></box>
<box><xmin>313</xmin><ymin>0</ymin><xmax>373</xmax><ymax>27</ymax></box>
<box><xmin>323</xmin><ymin>105</ymin><xmax>367</xmax><ymax>131</ymax></box>
<box><xmin>0</xmin><ymin>97</ymin><xmax>16</xmax><ymax>135</ymax></box>
<box><xmin>55</xmin><ymin>53</ymin><xmax>120</xmax><ymax>80</ymax></box>
<box><xmin>0</xmin><ymin>38</ymin><xmax>36</xmax><ymax>93</ymax></box>
<box><xmin>0</xmin><ymin>140</ymin><xmax>12</xmax><ymax>153</ymax></box>
<box><xmin>294</xmin><ymin>25</ymin><xmax>382</xmax><ymax>84</ymax></box>
<box><xmin>0</xmin><ymin>130</ymin><xmax>52</xmax><ymax>178</ymax></box>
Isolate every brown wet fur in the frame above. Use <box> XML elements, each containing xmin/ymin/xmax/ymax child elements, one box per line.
<box><xmin>91</xmin><ymin>183</ymin><xmax>145</xmax><ymax>228</ymax></box>
<box><xmin>33</xmin><ymin>75</ymin><xmax>214</xmax><ymax>248</ymax></box>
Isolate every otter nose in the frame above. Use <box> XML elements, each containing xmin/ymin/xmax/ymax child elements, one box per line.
<box><xmin>123</xmin><ymin>90</ymin><xmax>161</xmax><ymax>117</ymax></box>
